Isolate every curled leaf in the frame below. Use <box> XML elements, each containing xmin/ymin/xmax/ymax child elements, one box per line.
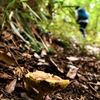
<box><xmin>5</xmin><ymin>79</ymin><xmax>17</xmax><ymax>93</ymax></box>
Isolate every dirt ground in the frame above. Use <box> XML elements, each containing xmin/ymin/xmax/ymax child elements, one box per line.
<box><xmin>0</xmin><ymin>29</ymin><xmax>100</xmax><ymax>100</ymax></box>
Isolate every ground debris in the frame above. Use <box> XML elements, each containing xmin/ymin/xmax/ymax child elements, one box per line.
<box><xmin>0</xmin><ymin>28</ymin><xmax>100</xmax><ymax>100</ymax></box>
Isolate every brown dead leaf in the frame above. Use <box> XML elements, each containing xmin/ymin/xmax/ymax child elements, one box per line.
<box><xmin>21</xmin><ymin>92</ymin><xmax>30</xmax><ymax>100</ymax></box>
<box><xmin>0</xmin><ymin>52</ymin><xmax>16</xmax><ymax>66</ymax></box>
<box><xmin>0</xmin><ymin>73</ymin><xmax>12</xmax><ymax>79</ymax></box>
<box><xmin>73</xmin><ymin>80</ymin><xmax>80</xmax><ymax>86</ymax></box>
<box><xmin>0</xmin><ymin>94</ymin><xmax>3</xmax><ymax>99</ymax></box>
<box><xmin>6</xmin><ymin>52</ymin><xmax>12</xmax><ymax>57</ymax></box>
<box><xmin>80</xmin><ymin>95</ymin><xmax>86</xmax><ymax>100</ymax></box>
<box><xmin>5</xmin><ymin>79</ymin><xmax>17</xmax><ymax>93</ymax></box>
<box><xmin>0</xmin><ymin>41</ymin><xmax>4</xmax><ymax>46</ymax></box>
<box><xmin>2</xmin><ymin>31</ymin><xmax>13</xmax><ymax>41</ymax></box>
<box><xmin>77</xmin><ymin>73</ymin><xmax>87</xmax><ymax>82</ymax></box>
<box><xmin>66</xmin><ymin>66</ymin><xmax>78</xmax><ymax>79</ymax></box>
<box><xmin>22</xmin><ymin>53</ymin><xmax>32</xmax><ymax>59</ymax></box>
<box><xmin>13</xmin><ymin>67</ymin><xmax>24</xmax><ymax>80</ymax></box>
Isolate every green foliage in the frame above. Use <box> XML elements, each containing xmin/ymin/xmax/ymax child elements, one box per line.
<box><xmin>36</xmin><ymin>0</ymin><xmax>100</xmax><ymax>44</ymax></box>
<box><xmin>6</xmin><ymin>0</ymin><xmax>15</xmax><ymax>9</ymax></box>
<box><xmin>1</xmin><ymin>0</ymin><xmax>100</xmax><ymax>53</ymax></box>
<box><xmin>1</xmin><ymin>0</ymin><xmax>51</xmax><ymax>53</ymax></box>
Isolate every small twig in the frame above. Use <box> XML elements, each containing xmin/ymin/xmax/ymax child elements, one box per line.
<box><xmin>82</xmin><ymin>83</ymin><xmax>100</xmax><ymax>99</ymax></box>
<box><xmin>49</xmin><ymin>57</ymin><xmax>58</xmax><ymax>67</ymax></box>
<box><xmin>87</xmin><ymin>82</ymin><xmax>97</xmax><ymax>93</ymax></box>
<box><xmin>87</xmin><ymin>82</ymin><xmax>100</xmax><ymax>86</ymax></box>
<box><xmin>49</xmin><ymin>57</ymin><xmax>64</xmax><ymax>73</ymax></box>
<box><xmin>0</xmin><ymin>45</ymin><xmax>5</xmax><ymax>48</ymax></box>
<box><xmin>11</xmin><ymin>38</ymin><xmax>17</xmax><ymax>47</ymax></box>
<box><xmin>4</xmin><ymin>42</ymin><xmax>24</xmax><ymax>75</ymax></box>
<box><xmin>84</xmin><ymin>89</ymin><xmax>100</xmax><ymax>99</ymax></box>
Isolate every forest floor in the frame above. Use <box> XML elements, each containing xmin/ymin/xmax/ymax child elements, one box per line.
<box><xmin>0</xmin><ymin>27</ymin><xmax>100</xmax><ymax>100</ymax></box>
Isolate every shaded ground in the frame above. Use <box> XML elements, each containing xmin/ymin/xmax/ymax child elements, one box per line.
<box><xmin>0</xmin><ymin>29</ymin><xmax>100</xmax><ymax>100</ymax></box>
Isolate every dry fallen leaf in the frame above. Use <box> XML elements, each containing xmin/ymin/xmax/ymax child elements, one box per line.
<box><xmin>13</xmin><ymin>67</ymin><xmax>24</xmax><ymax>80</ymax></box>
<box><xmin>86</xmin><ymin>45</ymin><xmax>100</xmax><ymax>55</ymax></box>
<box><xmin>66</xmin><ymin>56</ymin><xmax>80</xmax><ymax>61</ymax></box>
<box><xmin>37</xmin><ymin>62</ymin><xmax>49</xmax><ymax>66</ymax></box>
<box><xmin>34</xmin><ymin>52</ymin><xmax>41</xmax><ymax>59</ymax></box>
<box><xmin>2</xmin><ymin>31</ymin><xmax>13</xmax><ymax>41</ymax></box>
<box><xmin>0</xmin><ymin>94</ymin><xmax>3</xmax><ymax>99</ymax></box>
<box><xmin>0</xmin><ymin>73</ymin><xmax>12</xmax><ymax>79</ymax></box>
<box><xmin>22</xmin><ymin>53</ymin><xmax>32</xmax><ymax>59</ymax></box>
<box><xmin>5</xmin><ymin>79</ymin><xmax>17</xmax><ymax>93</ymax></box>
<box><xmin>0</xmin><ymin>52</ymin><xmax>16</xmax><ymax>66</ymax></box>
<box><xmin>66</xmin><ymin>66</ymin><xmax>78</xmax><ymax>79</ymax></box>
<box><xmin>6</xmin><ymin>52</ymin><xmax>12</xmax><ymax>57</ymax></box>
<box><xmin>21</xmin><ymin>92</ymin><xmax>30</xmax><ymax>100</ymax></box>
<box><xmin>97</xmin><ymin>82</ymin><xmax>100</xmax><ymax>85</ymax></box>
<box><xmin>77</xmin><ymin>73</ymin><xmax>87</xmax><ymax>82</ymax></box>
<box><xmin>45</xmin><ymin>95</ymin><xmax>51</xmax><ymax>100</ymax></box>
<box><xmin>41</xmin><ymin>48</ymin><xmax>47</xmax><ymax>57</ymax></box>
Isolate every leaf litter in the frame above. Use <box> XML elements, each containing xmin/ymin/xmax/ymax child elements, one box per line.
<box><xmin>0</xmin><ymin>20</ymin><xmax>100</xmax><ymax>100</ymax></box>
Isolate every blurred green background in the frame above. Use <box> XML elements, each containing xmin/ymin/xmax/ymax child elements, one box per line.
<box><xmin>1</xmin><ymin>0</ymin><xmax>100</xmax><ymax>43</ymax></box>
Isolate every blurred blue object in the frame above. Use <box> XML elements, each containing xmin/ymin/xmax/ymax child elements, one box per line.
<box><xmin>75</xmin><ymin>6</ymin><xmax>89</xmax><ymax>38</ymax></box>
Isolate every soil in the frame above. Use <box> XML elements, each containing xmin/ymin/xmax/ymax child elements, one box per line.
<box><xmin>0</xmin><ymin>28</ymin><xmax>100</xmax><ymax>100</ymax></box>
